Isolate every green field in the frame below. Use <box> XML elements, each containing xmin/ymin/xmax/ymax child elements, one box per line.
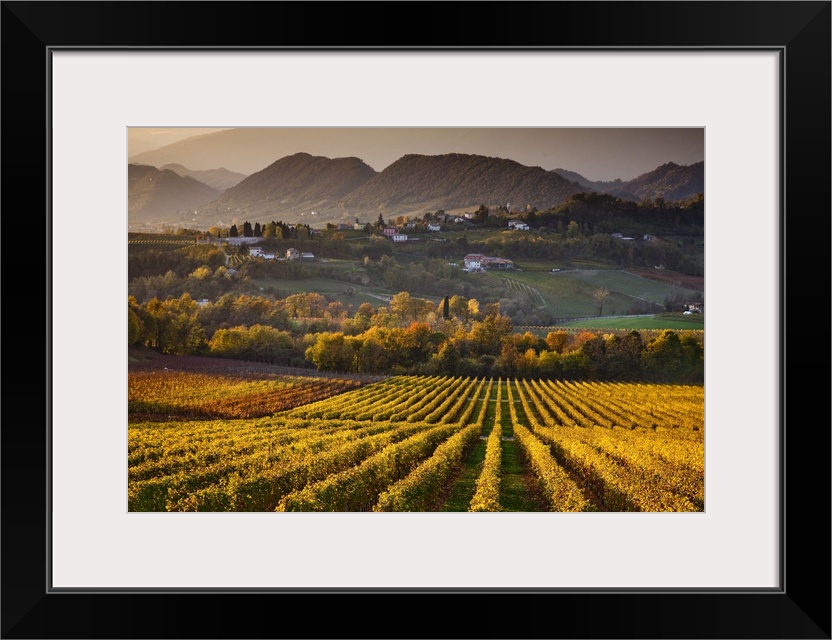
<box><xmin>479</xmin><ymin>266</ymin><xmax>694</xmax><ymax>318</ymax></box>
<box><xmin>128</xmin><ymin>231</ymin><xmax>702</xmax><ymax>327</ymax></box>
<box><xmin>553</xmin><ymin>314</ymin><xmax>704</xmax><ymax>330</ymax></box>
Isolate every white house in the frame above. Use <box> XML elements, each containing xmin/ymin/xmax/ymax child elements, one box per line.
<box><xmin>286</xmin><ymin>248</ymin><xmax>301</xmax><ymax>260</ymax></box>
<box><xmin>464</xmin><ymin>253</ymin><xmax>486</xmax><ymax>269</ymax></box>
<box><xmin>427</xmin><ymin>223</ymin><xmax>441</xmax><ymax>232</ymax></box>
<box><xmin>249</xmin><ymin>247</ymin><xmax>265</xmax><ymax>257</ymax></box>
<box><xmin>464</xmin><ymin>253</ymin><xmax>513</xmax><ymax>270</ymax></box>
<box><xmin>508</xmin><ymin>220</ymin><xmax>529</xmax><ymax>230</ymax></box>
<box><xmin>392</xmin><ymin>234</ymin><xmax>408</xmax><ymax>243</ymax></box>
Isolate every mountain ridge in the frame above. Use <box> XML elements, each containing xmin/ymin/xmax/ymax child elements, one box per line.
<box><xmin>128</xmin><ymin>164</ymin><xmax>222</xmax><ymax>226</ymax></box>
<box><xmin>160</xmin><ymin>163</ymin><xmax>247</xmax><ymax>190</ymax></box>
<box><xmin>128</xmin><ymin>153</ymin><xmax>704</xmax><ymax>229</ymax></box>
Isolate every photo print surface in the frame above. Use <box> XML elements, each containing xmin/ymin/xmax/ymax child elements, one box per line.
<box><xmin>127</xmin><ymin>127</ymin><xmax>705</xmax><ymax>513</ymax></box>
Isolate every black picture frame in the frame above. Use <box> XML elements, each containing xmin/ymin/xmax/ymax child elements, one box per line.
<box><xmin>3</xmin><ymin>2</ymin><xmax>829</xmax><ymax>638</ymax></box>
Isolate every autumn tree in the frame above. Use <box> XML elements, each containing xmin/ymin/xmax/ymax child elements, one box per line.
<box><xmin>467</xmin><ymin>314</ymin><xmax>513</xmax><ymax>357</ymax></box>
<box><xmin>642</xmin><ymin>330</ymin><xmax>687</xmax><ymax>382</ymax></box>
<box><xmin>209</xmin><ymin>325</ymin><xmax>295</xmax><ymax>363</ymax></box>
<box><xmin>128</xmin><ymin>307</ymin><xmax>141</xmax><ymax>346</ymax></box>
<box><xmin>567</xmin><ymin>220</ymin><xmax>581</xmax><ymax>238</ymax></box>
<box><xmin>545</xmin><ymin>330</ymin><xmax>571</xmax><ymax>354</ymax></box>
<box><xmin>262</xmin><ymin>222</ymin><xmax>278</xmax><ymax>239</ymax></box>
<box><xmin>593</xmin><ymin>287</ymin><xmax>611</xmax><ymax>316</ymax></box>
<box><xmin>467</xmin><ymin>298</ymin><xmax>480</xmax><ymax>321</ymax></box>
<box><xmin>449</xmin><ymin>295</ymin><xmax>469</xmax><ymax>321</ymax></box>
<box><xmin>431</xmin><ymin>341</ymin><xmax>460</xmax><ymax>375</ymax></box>
<box><xmin>305</xmin><ymin>332</ymin><xmax>355</xmax><ymax>371</ymax></box>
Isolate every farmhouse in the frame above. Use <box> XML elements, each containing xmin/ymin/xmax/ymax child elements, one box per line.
<box><xmin>250</xmin><ymin>248</ymin><xmax>276</xmax><ymax>259</ymax></box>
<box><xmin>286</xmin><ymin>248</ymin><xmax>301</xmax><ymax>260</ymax></box>
<box><xmin>463</xmin><ymin>253</ymin><xmax>486</xmax><ymax>269</ymax></box>
<box><xmin>481</xmin><ymin>256</ymin><xmax>513</xmax><ymax>269</ymax></box>
<box><xmin>463</xmin><ymin>253</ymin><xmax>513</xmax><ymax>270</ymax></box>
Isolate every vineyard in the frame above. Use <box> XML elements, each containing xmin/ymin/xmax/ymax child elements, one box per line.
<box><xmin>129</xmin><ymin>370</ymin><xmax>363</xmax><ymax>421</ymax></box>
<box><xmin>128</xmin><ymin>374</ymin><xmax>704</xmax><ymax>512</ymax></box>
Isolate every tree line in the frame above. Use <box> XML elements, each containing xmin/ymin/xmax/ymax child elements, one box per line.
<box><xmin>129</xmin><ymin>292</ymin><xmax>703</xmax><ymax>383</ymax></box>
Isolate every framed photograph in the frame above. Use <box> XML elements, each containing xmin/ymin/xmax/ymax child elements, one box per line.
<box><xmin>4</xmin><ymin>1</ymin><xmax>829</xmax><ymax>638</ymax></box>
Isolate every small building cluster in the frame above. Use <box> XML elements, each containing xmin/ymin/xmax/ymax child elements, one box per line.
<box><xmin>463</xmin><ymin>253</ymin><xmax>514</xmax><ymax>271</ymax></box>
<box><xmin>249</xmin><ymin>248</ymin><xmax>276</xmax><ymax>259</ymax></box>
<box><xmin>610</xmin><ymin>232</ymin><xmax>661</xmax><ymax>242</ymax></box>
<box><xmin>286</xmin><ymin>248</ymin><xmax>315</xmax><ymax>260</ymax></box>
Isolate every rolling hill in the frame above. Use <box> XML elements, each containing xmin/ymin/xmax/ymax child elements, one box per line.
<box><xmin>128</xmin><ymin>164</ymin><xmax>222</xmax><ymax>225</ymax></box>
<box><xmin>159</xmin><ymin>164</ymin><xmax>247</xmax><ymax>190</ymax></box>
<box><xmin>128</xmin><ymin>153</ymin><xmax>705</xmax><ymax>229</ymax></box>
<box><xmin>339</xmin><ymin>153</ymin><xmax>588</xmax><ymax>215</ymax></box>
<box><xmin>210</xmin><ymin>152</ymin><xmax>378</xmax><ymax>221</ymax></box>
<box><xmin>552</xmin><ymin>161</ymin><xmax>704</xmax><ymax>203</ymax></box>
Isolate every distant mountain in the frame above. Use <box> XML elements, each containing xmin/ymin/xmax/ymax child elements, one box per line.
<box><xmin>340</xmin><ymin>153</ymin><xmax>587</xmax><ymax>214</ymax></box>
<box><xmin>552</xmin><ymin>161</ymin><xmax>704</xmax><ymax>202</ymax></box>
<box><xmin>129</xmin><ymin>153</ymin><xmax>705</xmax><ymax>229</ymax></box>
<box><xmin>551</xmin><ymin>168</ymin><xmax>599</xmax><ymax>191</ymax></box>
<box><xmin>128</xmin><ymin>164</ymin><xmax>222</xmax><ymax>224</ymax></box>
<box><xmin>132</xmin><ymin>127</ymin><xmax>694</xmax><ymax>177</ymax></box>
<box><xmin>210</xmin><ymin>152</ymin><xmax>377</xmax><ymax>219</ymax></box>
<box><xmin>602</xmin><ymin>161</ymin><xmax>704</xmax><ymax>202</ymax></box>
<box><xmin>159</xmin><ymin>163</ymin><xmax>247</xmax><ymax>190</ymax></box>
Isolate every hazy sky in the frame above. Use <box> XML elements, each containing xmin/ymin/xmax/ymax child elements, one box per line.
<box><xmin>128</xmin><ymin>128</ymin><xmax>232</xmax><ymax>156</ymax></box>
<box><xmin>128</xmin><ymin>127</ymin><xmax>704</xmax><ymax>181</ymax></box>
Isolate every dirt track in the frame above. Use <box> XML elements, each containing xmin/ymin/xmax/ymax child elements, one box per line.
<box><xmin>627</xmin><ymin>267</ymin><xmax>704</xmax><ymax>290</ymax></box>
